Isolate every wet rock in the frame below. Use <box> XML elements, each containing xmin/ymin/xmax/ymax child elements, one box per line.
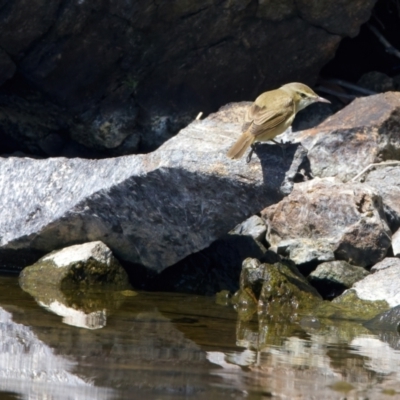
<box><xmin>357</xmin><ymin>71</ymin><xmax>394</xmax><ymax>93</ymax></box>
<box><xmin>232</xmin><ymin>258</ymin><xmax>322</xmax><ymax>321</ymax></box>
<box><xmin>0</xmin><ymin>104</ymin><xmax>296</xmax><ymax>272</ymax></box>
<box><xmin>292</xmin><ymin>92</ymin><xmax>400</xmax><ymax>182</ymax></box>
<box><xmin>308</xmin><ymin>260</ymin><xmax>370</xmax><ymax>299</ymax></box>
<box><xmin>230</xmin><ymin>215</ymin><xmax>267</xmax><ymax>243</ymax></box>
<box><xmin>19</xmin><ymin>241</ymin><xmax>130</xmax><ymax>290</ymax></box>
<box><xmin>335</xmin><ymin>258</ymin><xmax>400</xmax><ymax>308</ymax></box>
<box><xmin>362</xmin><ymin>164</ymin><xmax>400</xmax><ymax>233</ymax></box>
<box><xmin>393</xmin><ymin>229</ymin><xmax>400</xmax><ymax>257</ymax></box>
<box><xmin>262</xmin><ymin>177</ymin><xmax>391</xmax><ymax>268</ymax></box>
<box><xmin>364</xmin><ymin>305</ymin><xmax>400</xmax><ymax>333</ymax></box>
<box><xmin>0</xmin><ymin>0</ymin><xmax>377</xmax><ymax>154</ymax></box>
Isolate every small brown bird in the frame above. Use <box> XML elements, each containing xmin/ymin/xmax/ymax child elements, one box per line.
<box><xmin>227</xmin><ymin>82</ymin><xmax>330</xmax><ymax>162</ymax></box>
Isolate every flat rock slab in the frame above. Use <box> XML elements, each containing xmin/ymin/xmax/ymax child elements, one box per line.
<box><xmin>0</xmin><ymin>104</ymin><xmax>297</xmax><ymax>272</ymax></box>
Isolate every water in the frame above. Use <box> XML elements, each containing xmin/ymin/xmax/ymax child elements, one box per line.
<box><xmin>1</xmin><ymin>275</ymin><xmax>400</xmax><ymax>400</ymax></box>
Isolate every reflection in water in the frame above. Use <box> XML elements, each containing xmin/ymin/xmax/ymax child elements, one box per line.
<box><xmin>0</xmin><ymin>308</ymin><xmax>113</xmax><ymax>399</ymax></box>
<box><xmin>2</xmin><ymin>276</ymin><xmax>400</xmax><ymax>399</ymax></box>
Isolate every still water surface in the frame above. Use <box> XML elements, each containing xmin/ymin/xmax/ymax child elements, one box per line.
<box><xmin>1</xmin><ymin>275</ymin><xmax>400</xmax><ymax>399</ymax></box>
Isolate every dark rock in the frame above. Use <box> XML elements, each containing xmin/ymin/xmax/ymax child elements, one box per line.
<box><xmin>0</xmin><ymin>0</ymin><xmax>377</xmax><ymax>154</ymax></box>
<box><xmin>308</xmin><ymin>260</ymin><xmax>369</xmax><ymax>299</ymax></box>
<box><xmin>364</xmin><ymin>305</ymin><xmax>400</xmax><ymax>333</ymax></box>
<box><xmin>148</xmin><ymin>235</ymin><xmax>268</xmax><ymax>295</ymax></box>
<box><xmin>262</xmin><ymin>177</ymin><xmax>391</xmax><ymax>268</ymax></box>
<box><xmin>0</xmin><ymin>104</ymin><xmax>298</xmax><ymax>272</ymax></box>
<box><xmin>357</xmin><ymin>71</ymin><xmax>394</xmax><ymax>93</ymax></box>
<box><xmin>0</xmin><ymin>49</ymin><xmax>16</xmax><ymax>86</ymax></box>
<box><xmin>292</xmin><ymin>92</ymin><xmax>400</xmax><ymax>182</ymax></box>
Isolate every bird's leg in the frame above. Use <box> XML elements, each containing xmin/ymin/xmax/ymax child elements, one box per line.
<box><xmin>271</xmin><ymin>139</ymin><xmax>292</xmax><ymax>162</ymax></box>
<box><xmin>246</xmin><ymin>143</ymin><xmax>257</xmax><ymax>163</ymax></box>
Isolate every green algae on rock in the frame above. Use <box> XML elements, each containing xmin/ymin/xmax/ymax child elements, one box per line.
<box><xmin>232</xmin><ymin>258</ymin><xmax>322</xmax><ymax>322</ymax></box>
<box><xmin>19</xmin><ymin>241</ymin><xmax>130</xmax><ymax>291</ymax></box>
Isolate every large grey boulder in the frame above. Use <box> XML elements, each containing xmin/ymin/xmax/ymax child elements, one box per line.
<box><xmin>262</xmin><ymin>177</ymin><xmax>391</xmax><ymax>267</ymax></box>
<box><xmin>0</xmin><ymin>104</ymin><xmax>295</xmax><ymax>272</ymax></box>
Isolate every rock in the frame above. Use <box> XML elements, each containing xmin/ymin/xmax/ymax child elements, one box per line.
<box><xmin>308</xmin><ymin>260</ymin><xmax>370</xmax><ymax>299</ymax></box>
<box><xmin>364</xmin><ymin>305</ymin><xmax>400</xmax><ymax>333</ymax></box>
<box><xmin>292</xmin><ymin>92</ymin><xmax>400</xmax><ymax>183</ymax></box>
<box><xmin>19</xmin><ymin>241</ymin><xmax>130</xmax><ymax>290</ymax></box>
<box><xmin>262</xmin><ymin>177</ymin><xmax>391</xmax><ymax>267</ymax></box>
<box><xmin>393</xmin><ymin>228</ymin><xmax>400</xmax><ymax>257</ymax></box>
<box><xmin>276</xmin><ymin>238</ymin><xmax>335</xmax><ymax>265</ymax></box>
<box><xmin>149</xmin><ymin>234</ymin><xmax>269</xmax><ymax>295</ymax></box>
<box><xmin>0</xmin><ymin>0</ymin><xmax>377</xmax><ymax>155</ymax></box>
<box><xmin>335</xmin><ymin>258</ymin><xmax>400</xmax><ymax>308</ymax></box>
<box><xmin>0</xmin><ymin>49</ymin><xmax>16</xmax><ymax>86</ymax></box>
<box><xmin>230</xmin><ymin>215</ymin><xmax>267</xmax><ymax>242</ymax></box>
<box><xmin>0</xmin><ymin>104</ymin><xmax>298</xmax><ymax>272</ymax></box>
<box><xmin>232</xmin><ymin>257</ymin><xmax>322</xmax><ymax>321</ymax></box>
<box><xmin>357</xmin><ymin>71</ymin><xmax>394</xmax><ymax>93</ymax></box>
<box><xmin>363</xmin><ymin>164</ymin><xmax>400</xmax><ymax>233</ymax></box>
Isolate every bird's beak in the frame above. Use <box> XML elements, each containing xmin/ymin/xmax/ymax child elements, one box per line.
<box><xmin>316</xmin><ymin>96</ymin><xmax>331</xmax><ymax>104</ymax></box>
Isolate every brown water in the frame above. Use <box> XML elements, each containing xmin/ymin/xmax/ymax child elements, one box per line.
<box><xmin>1</xmin><ymin>275</ymin><xmax>400</xmax><ymax>400</ymax></box>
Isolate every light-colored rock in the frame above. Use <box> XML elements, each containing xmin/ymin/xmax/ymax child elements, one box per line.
<box><xmin>262</xmin><ymin>177</ymin><xmax>391</xmax><ymax>267</ymax></box>
<box><xmin>230</xmin><ymin>215</ymin><xmax>267</xmax><ymax>242</ymax></box>
<box><xmin>308</xmin><ymin>260</ymin><xmax>369</xmax><ymax>289</ymax></box>
<box><xmin>42</xmin><ymin>241</ymin><xmax>115</xmax><ymax>268</ymax></box>
<box><xmin>338</xmin><ymin>258</ymin><xmax>400</xmax><ymax>308</ymax></box>
<box><xmin>276</xmin><ymin>238</ymin><xmax>335</xmax><ymax>265</ymax></box>
<box><xmin>393</xmin><ymin>229</ymin><xmax>400</xmax><ymax>257</ymax></box>
<box><xmin>1</xmin><ymin>104</ymin><xmax>299</xmax><ymax>272</ymax></box>
<box><xmin>363</xmin><ymin>164</ymin><xmax>400</xmax><ymax>233</ymax></box>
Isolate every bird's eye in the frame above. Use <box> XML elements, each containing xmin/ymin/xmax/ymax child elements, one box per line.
<box><xmin>300</xmin><ymin>92</ymin><xmax>307</xmax><ymax>98</ymax></box>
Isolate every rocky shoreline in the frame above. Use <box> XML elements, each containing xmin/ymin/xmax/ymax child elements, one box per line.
<box><xmin>1</xmin><ymin>90</ymin><xmax>399</xmax><ymax>323</ymax></box>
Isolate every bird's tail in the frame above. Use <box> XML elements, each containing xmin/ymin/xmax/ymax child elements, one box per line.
<box><xmin>226</xmin><ymin>130</ymin><xmax>255</xmax><ymax>160</ymax></box>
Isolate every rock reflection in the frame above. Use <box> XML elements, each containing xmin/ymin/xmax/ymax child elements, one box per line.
<box><xmin>38</xmin><ymin>299</ymin><xmax>107</xmax><ymax>329</ymax></box>
<box><xmin>20</xmin><ymin>280</ymin><xmax>126</xmax><ymax>329</ymax></box>
<box><xmin>207</xmin><ymin>314</ymin><xmax>400</xmax><ymax>398</ymax></box>
<box><xmin>0</xmin><ymin>308</ymin><xmax>113</xmax><ymax>399</ymax></box>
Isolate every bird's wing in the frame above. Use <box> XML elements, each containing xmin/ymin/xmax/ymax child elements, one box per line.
<box><xmin>244</xmin><ymin>95</ymin><xmax>294</xmax><ymax>137</ymax></box>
